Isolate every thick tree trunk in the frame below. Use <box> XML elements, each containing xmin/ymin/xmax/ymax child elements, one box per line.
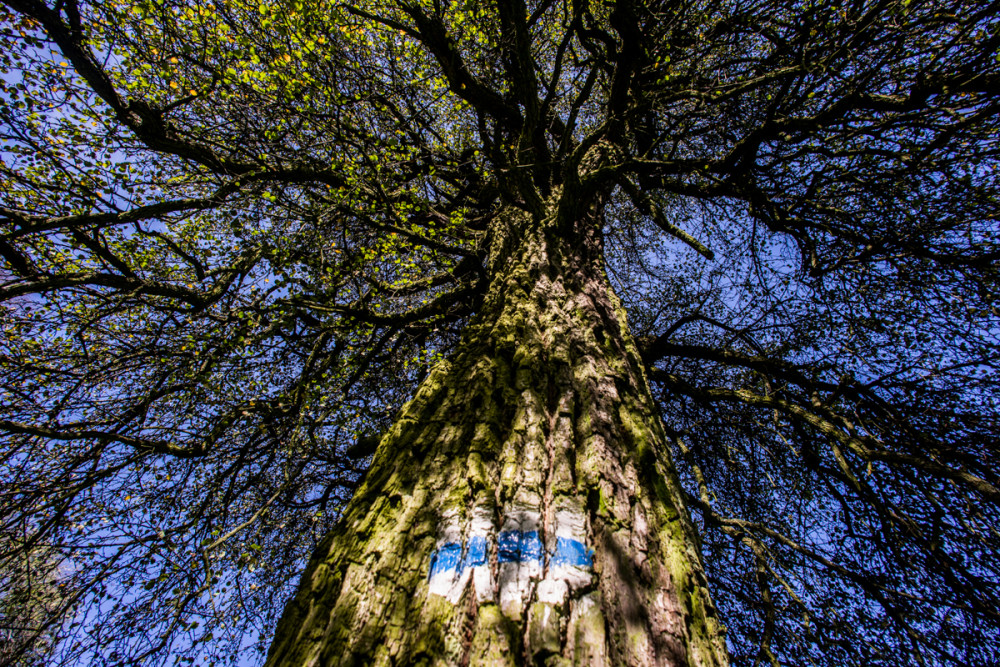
<box><xmin>265</xmin><ymin>202</ymin><xmax>728</xmax><ymax>666</ymax></box>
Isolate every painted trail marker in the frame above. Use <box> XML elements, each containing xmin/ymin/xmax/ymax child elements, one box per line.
<box><xmin>428</xmin><ymin>505</ymin><xmax>593</xmax><ymax>610</ymax></box>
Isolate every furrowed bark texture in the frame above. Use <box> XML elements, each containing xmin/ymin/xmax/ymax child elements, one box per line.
<box><xmin>266</xmin><ymin>203</ymin><xmax>727</xmax><ymax>666</ymax></box>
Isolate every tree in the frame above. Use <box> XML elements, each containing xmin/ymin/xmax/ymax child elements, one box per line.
<box><xmin>1</xmin><ymin>0</ymin><xmax>998</xmax><ymax>664</ymax></box>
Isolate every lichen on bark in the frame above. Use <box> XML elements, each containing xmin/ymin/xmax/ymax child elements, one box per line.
<box><xmin>265</xmin><ymin>199</ymin><xmax>728</xmax><ymax>666</ymax></box>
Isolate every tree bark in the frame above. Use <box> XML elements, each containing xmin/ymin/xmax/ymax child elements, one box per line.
<box><xmin>265</xmin><ymin>201</ymin><xmax>728</xmax><ymax>666</ymax></box>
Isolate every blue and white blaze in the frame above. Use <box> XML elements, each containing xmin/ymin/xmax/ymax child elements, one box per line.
<box><xmin>427</xmin><ymin>505</ymin><xmax>593</xmax><ymax>610</ymax></box>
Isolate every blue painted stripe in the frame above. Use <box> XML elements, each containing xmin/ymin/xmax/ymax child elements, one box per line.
<box><xmin>466</xmin><ymin>535</ymin><xmax>488</xmax><ymax>568</ymax></box>
<box><xmin>497</xmin><ymin>530</ymin><xmax>543</xmax><ymax>564</ymax></box>
<box><xmin>429</xmin><ymin>536</ymin><xmax>489</xmax><ymax>579</ymax></box>
<box><xmin>428</xmin><ymin>542</ymin><xmax>463</xmax><ymax>579</ymax></box>
<box><xmin>429</xmin><ymin>531</ymin><xmax>592</xmax><ymax>578</ymax></box>
<box><xmin>553</xmin><ymin>535</ymin><xmax>593</xmax><ymax>568</ymax></box>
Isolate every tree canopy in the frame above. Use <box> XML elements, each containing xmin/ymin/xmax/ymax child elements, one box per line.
<box><xmin>1</xmin><ymin>0</ymin><xmax>998</xmax><ymax>664</ymax></box>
